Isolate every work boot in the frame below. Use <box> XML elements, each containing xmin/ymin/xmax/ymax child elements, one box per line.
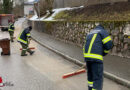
<box><xmin>21</xmin><ymin>54</ymin><xmax>28</xmax><ymax>56</ymax></box>
<box><xmin>88</xmin><ymin>86</ymin><xmax>92</xmax><ymax>90</ymax></box>
<box><xmin>11</xmin><ymin>40</ymin><xmax>14</xmax><ymax>42</ymax></box>
<box><xmin>30</xmin><ymin>51</ymin><xmax>35</xmax><ymax>55</ymax></box>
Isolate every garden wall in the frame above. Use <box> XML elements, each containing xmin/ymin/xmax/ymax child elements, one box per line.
<box><xmin>29</xmin><ymin>20</ymin><xmax>130</xmax><ymax>58</ymax></box>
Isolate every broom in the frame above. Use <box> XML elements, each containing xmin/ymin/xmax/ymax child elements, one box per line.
<box><xmin>20</xmin><ymin>39</ymin><xmax>35</xmax><ymax>50</ymax></box>
<box><xmin>62</xmin><ymin>64</ymin><xmax>86</xmax><ymax>79</ymax></box>
<box><xmin>20</xmin><ymin>47</ymin><xmax>35</xmax><ymax>50</ymax></box>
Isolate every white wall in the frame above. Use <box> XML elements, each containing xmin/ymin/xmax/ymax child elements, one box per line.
<box><xmin>24</xmin><ymin>4</ymin><xmax>34</xmax><ymax>15</ymax></box>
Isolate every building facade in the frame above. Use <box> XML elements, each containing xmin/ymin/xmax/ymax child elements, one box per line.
<box><xmin>24</xmin><ymin>3</ymin><xmax>34</xmax><ymax>16</ymax></box>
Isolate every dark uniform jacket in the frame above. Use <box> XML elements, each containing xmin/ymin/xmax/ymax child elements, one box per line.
<box><xmin>18</xmin><ymin>27</ymin><xmax>31</xmax><ymax>44</ymax></box>
<box><xmin>83</xmin><ymin>25</ymin><xmax>113</xmax><ymax>62</ymax></box>
<box><xmin>8</xmin><ymin>23</ymin><xmax>15</xmax><ymax>32</ymax></box>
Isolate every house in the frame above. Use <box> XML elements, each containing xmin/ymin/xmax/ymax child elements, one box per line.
<box><xmin>24</xmin><ymin>2</ymin><xmax>34</xmax><ymax>16</ymax></box>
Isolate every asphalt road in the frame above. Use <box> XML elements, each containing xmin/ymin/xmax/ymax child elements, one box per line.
<box><xmin>0</xmin><ymin>18</ymin><xmax>129</xmax><ymax>90</ymax></box>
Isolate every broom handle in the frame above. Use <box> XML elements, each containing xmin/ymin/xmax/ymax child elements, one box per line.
<box><xmin>75</xmin><ymin>64</ymin><xmax>86</xmax><ymax>73</ymax></box>
<box><xmin>80</xmin><ymin>64</ymin><xmax>86</xmax><ymax>69</ymax></box>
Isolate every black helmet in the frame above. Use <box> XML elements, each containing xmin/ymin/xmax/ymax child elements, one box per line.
<box><xmin>28</xmin><ymin>26</ymin><xmax>32</xmax><ymax>30</ymax></box>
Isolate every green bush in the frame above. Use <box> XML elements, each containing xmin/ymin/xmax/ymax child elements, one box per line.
<box><xmin>1</xmin><ymin>0</ymin><xmax>13</xmax><ymax>14</ymax></box>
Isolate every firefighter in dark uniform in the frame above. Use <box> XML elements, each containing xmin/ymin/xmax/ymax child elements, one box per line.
<box><xmin>83</xmin><ymin>24</ymin><xmax>113</xmax><ymax>90</ymax></box>
<box><xmin>8</xmin><ymin>22</ymin><xmax>15</xmax><ymax>42</ymax></box>
<box><xmin>18</xmin><ymin>26</ymin><xmax>34</xmax><ymax>56</ymax></box>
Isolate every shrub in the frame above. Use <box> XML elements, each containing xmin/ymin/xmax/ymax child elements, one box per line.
<box><xmin>34</xmin><ymin>0</ymin><xmax>54</xmax><ymax>17</ymax></box>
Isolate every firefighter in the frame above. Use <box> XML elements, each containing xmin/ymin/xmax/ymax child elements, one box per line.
<box><xmin>8</xmin><ymin>22</ymin><xmax>15</xmax><ymax>42</ymax></box>
<box><xmin>18</xmin><ymin>26</ymin><xmax>34</xmax><ymax>56</ymax></box>
<box><xmin>83</xmin><ymin>24</ymin><xmax>113</xmax><ymax>90</ymax></box>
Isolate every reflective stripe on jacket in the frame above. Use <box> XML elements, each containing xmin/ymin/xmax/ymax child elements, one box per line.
<box><xmin>8</xmin><ymin>23</ymin><xmax>15</xmax><ymax>32</ymax></box>
<box><xmin>18</xmin><ymin>28</ymin><xmax>31</xmax><ymax>44</ymax></box>
<box><xmin>83</xmin><ymin>25</ymin><xmax>113</xmax><ymax>62</ymax></box>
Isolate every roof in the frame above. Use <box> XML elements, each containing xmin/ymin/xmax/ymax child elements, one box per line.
<box><xmin>0</xmin><ymin>14</ymin><xmax>14</xmax><ymax>16</ymax></box>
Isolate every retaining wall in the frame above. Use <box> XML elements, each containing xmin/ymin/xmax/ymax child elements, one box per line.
<box><xmin>29</xmin><ymin>20</ymin><xmax>130</xmax><ymax>58</ymax></box>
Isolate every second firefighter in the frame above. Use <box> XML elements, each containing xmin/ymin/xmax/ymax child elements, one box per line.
<box><xmin>18</xmin><ymin>26</ymin><xmax>35</xmax><ymax>56</ymax></box>
<box><xmin>8</xmin><ymin>22</ymin><xmax>15</xmax><ymax>42</ymax></box>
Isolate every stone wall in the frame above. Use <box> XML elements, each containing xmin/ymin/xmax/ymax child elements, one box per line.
<box><xmin>29</xmin><ymin>20</ymin><xmax>130</xmax><ymax>58</ymax></box>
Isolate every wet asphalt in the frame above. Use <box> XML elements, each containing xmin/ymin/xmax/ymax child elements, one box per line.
<box><xmin>0</xmin><ymin>18</ymin><xmax>129</xmax><ymax>90</ymax></box>
<box><xmin>31</xmin><ymin>30</ymin><xmax>130</xmax><ymax>81</ymax></box>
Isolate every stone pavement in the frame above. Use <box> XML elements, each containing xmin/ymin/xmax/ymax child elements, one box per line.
<box><xmin>31</xmin><ymin>29</ymin><xmax>130</xmax><ymax>88</ymax></box>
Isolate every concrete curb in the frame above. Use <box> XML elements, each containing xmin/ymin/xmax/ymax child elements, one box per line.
<box><xmin>32</xmin><ymin>35</ymin><xmax>130</xmax><ymax>89</ymax></box>
<box><xmin>104</xmin><ymin>72</ymin><xmax>130</xmax><ymax>88</ymax></box>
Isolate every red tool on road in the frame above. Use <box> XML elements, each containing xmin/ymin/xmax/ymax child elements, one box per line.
<box><xmin>13</xmin><ymin>37</ymin><xmax>16</xmax><ymax>39</ymax></box>
<box><xmin>0</xmin><ymin>77</ymin><xmax>4</xmax><ymax>87</ymax></box>
<box><xmin>62</xmin><ymin>69</ymin><xmax>86</xmax><ymax>79</ymax></box>
<box><xmin>20</xmin><ymin>47</ymin><xmax>35</xmax><ymax>50</ymax></box>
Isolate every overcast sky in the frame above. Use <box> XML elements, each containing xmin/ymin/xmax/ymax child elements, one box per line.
<box><xmin>28</xmin><ymin>0</ymin><xmax>34</xmax><ymax>2</ymax></box>
<box><xmin>27</xmin><ymin>0</ymin><xmax>40</xmax><ymax>2</ymax></box>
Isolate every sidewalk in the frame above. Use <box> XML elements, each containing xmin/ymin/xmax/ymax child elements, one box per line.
<box><xmin>31</xmin><ymin>29</ymin><xmax>130</xmax><ymax>88</ymax></box>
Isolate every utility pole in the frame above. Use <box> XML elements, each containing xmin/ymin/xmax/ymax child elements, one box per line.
<box><xmin>63</xmin><ymin>0</ymin><xmax>64</xmax><ymax>8</ymax></box>
<box><xmin>34</xmin><ymin>0</ymin><xmax>41</xmax><ymax>31</ymax></box>
<box><xmin>38</xmin><ymin>1</ymin><xmax>40</xmax><ymax>18</ymax></box>
<box><xmin>34</xmin><ymin>0</ymin><xmax>40</xmax><ymax>18</ymax></box>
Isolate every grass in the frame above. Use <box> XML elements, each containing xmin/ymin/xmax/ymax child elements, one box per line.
<box><xmin>54</xmin><ymin>11</ymin><xmax>71</xmax><ymax>20</ymax></box>
<box><xmin>53</xmin><ymin>2</ymin><xmax>130</xmax><ymax>21</ymax></box>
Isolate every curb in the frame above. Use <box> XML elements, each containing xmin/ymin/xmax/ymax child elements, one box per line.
<box><xmin>104</xmin><ymin>71</ymin><xmax>130</xmax><ymax>88</ymax></box>
<box><xmin>32</xmin><ymin>35</ymin><xmax>130</xmax><ymax>89</ymax></box>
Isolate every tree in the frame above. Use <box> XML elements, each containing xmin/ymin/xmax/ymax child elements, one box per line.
<box><xmin>34</xmin><ymin>0</ymin><xmax>54</xmax><ymax>17</ymax></box>
<box><xmin>46</xmin><ymin>0</ymin><xmax>54</xmax><ymax>14</ymax></box>
<box><xmin>0</xmin><ymin>3</ymin><xmax>3</xmax><ymax>14</ymax></box>
<box><xmin>1</xmin><ymin>0</ymin><xmax>13</xmax><ymax>14</ymax></box>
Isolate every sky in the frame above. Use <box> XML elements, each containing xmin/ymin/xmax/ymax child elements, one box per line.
<box><xmin>28</xmin><ymin>0</ymin><xmax>34</xmax><ymax>2</ymax></box>
<box><xmin>27</xmin><ymin>0</ymin><xmax>39</xmax><ymax>2</ymax></box>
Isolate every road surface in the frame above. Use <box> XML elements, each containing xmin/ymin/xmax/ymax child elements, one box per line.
<box><xmin>0</xmin><ymin>18</ymin><xmax>129</xmax><ymax>90</ymax></box>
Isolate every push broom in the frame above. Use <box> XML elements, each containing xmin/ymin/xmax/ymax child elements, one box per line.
<box><xmin>62</xmin><ymin>65</ymin><xmax>86</xmax><ymax>79</ymax></box>
<box><xmin>13</xmin><ymin>37</ymin><xmax>16</xmax><ymax>39</ymax></box>
<box><xmin>20</xmin><ymin>47</ymin><xmax>35</xmax><ymax>50</ymax></box>
<box><xmin>19</xmin><ymin>39</ymin><xmax>35</xmax><ymax>50</ymax></box>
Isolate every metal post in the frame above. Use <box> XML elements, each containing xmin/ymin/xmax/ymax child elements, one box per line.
<box><xmin>63</xmin><ymin>0</ymin><xmax>64</xmax><ymax>8</ymax></box>
<box><xmin>37</xmin><ymin>1</ymin><xmax>41</xmax><ymax>32</ymax></box>
<box><xmin>38</xmin><ymin>1</ymin><xmax>40</xmax><ymax>18</ymax></box>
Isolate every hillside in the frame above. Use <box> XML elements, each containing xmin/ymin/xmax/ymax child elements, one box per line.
<box><xmin>54</xmin><ymin>2</ymin><xmax>130</xmax><ymax>21</ymax></box>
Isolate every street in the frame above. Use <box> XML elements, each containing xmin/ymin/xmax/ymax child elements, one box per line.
<box><xmin>0</xmin><ymin>18</ymin><xmax>129</xmax><ymax>90</ymax></box>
